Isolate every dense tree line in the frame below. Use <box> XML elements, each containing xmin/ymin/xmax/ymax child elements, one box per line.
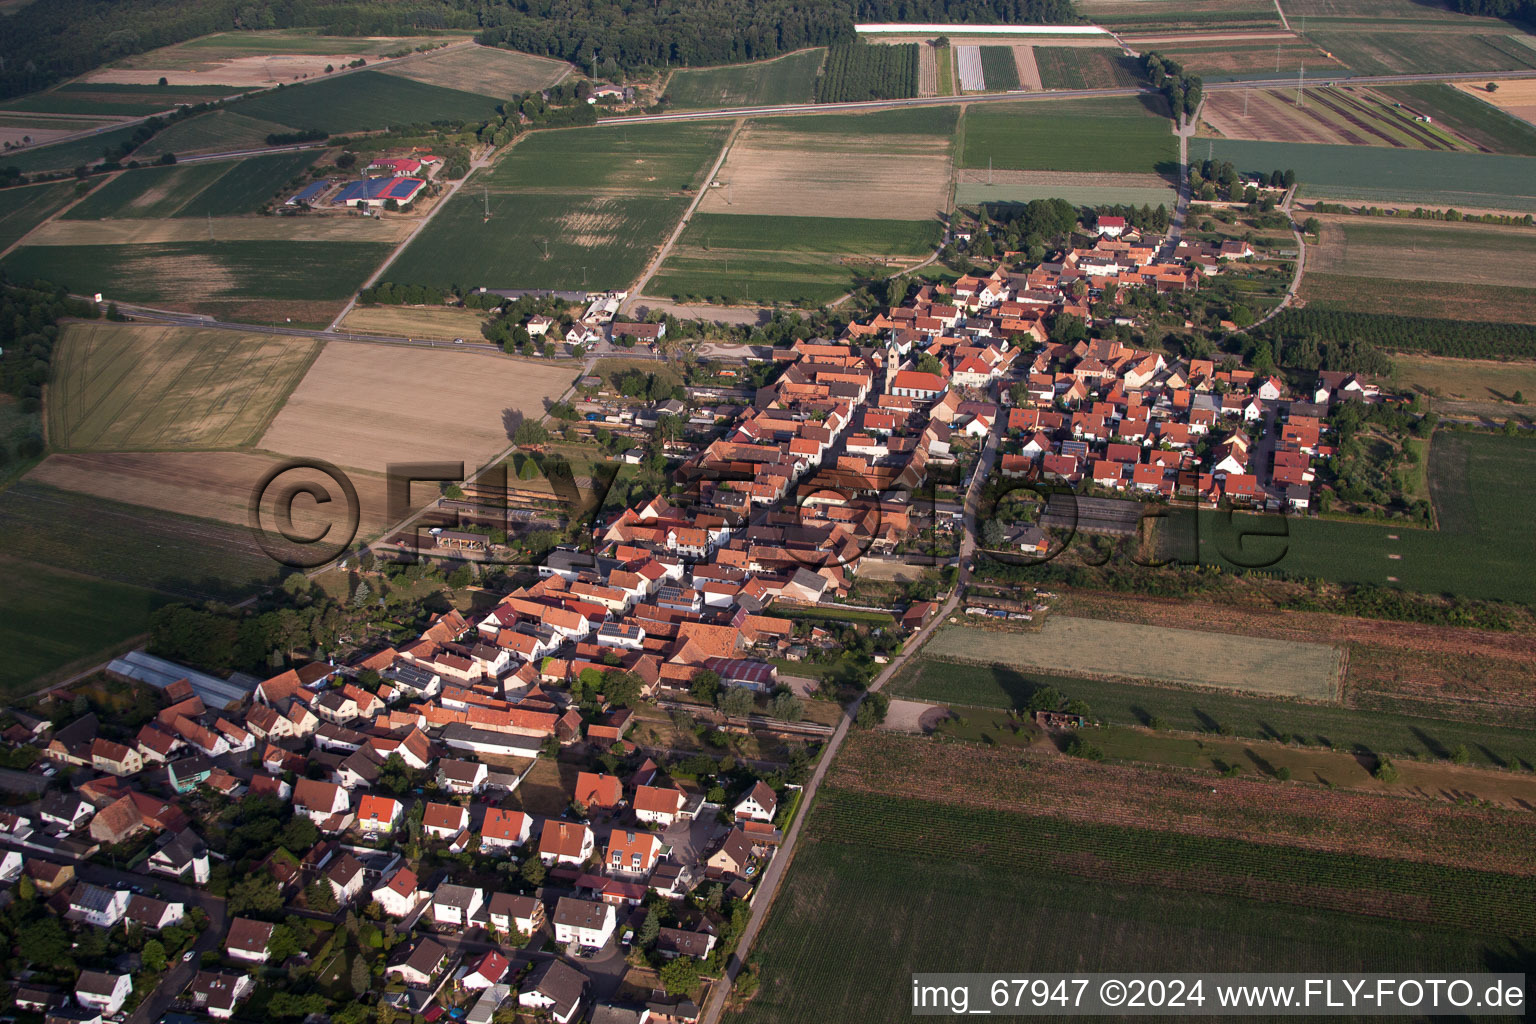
<box><xmin>1448</xmin><ymin>0</ymin><xmax>1534</xmax><ymax>16</ymax></box>
<box><xmin>1143</xmin><ymin>51</ymin><xmax>1200</xmax><ymax>120</ymax></box>
<box><xmin>1</xmin><ymin>0</ymin><xmax>1084</xmax><ymax>100</ymax></box>
<box><xmin>265</xmin><ymin>128</ymin><xmax>329</xmax><ymax>146</ymax></box>
<box><xmin>815</xmin><ymin>40</ymin><xmax>918</xmax><ymax>102</ymax></box>
<box><xmin>0</xmin><ymin>275</ymin><xmax>98</xmax><ymax>468</ymax></box>
<box><xmin>1261</xmin><ymin>309</ymin><xmax>1536</xmax><ymax>361</ymax></box>
<box><xmin>1092</xmin><ymin>202</ymin><xmax>1169</xmax><ymax>232</ymax></box>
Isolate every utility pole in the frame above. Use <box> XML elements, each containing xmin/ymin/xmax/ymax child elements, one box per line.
<box><xmin>987</xmin><ymin>156</ymin><xmax>992</xmax><ymax>186</ymax></box>
<box><xmin>1296</xmin><ymin>64</ymin><xmax>1305</xmax><ymax>107</ymax></box>
<box><xmin>207</xmin><ymin>212</ymin><xmax>213</xmax><ymax>242</ymax></box>
<box><xmin>1276</xmin><ymin>44</ymin><xmax>1281</xmax><ymax>73</ymax></box>
<box><xmin>1243</xmin><ymin>89</ymin><xmax>1250</xmax><ymax>117</ymax></box>
<box><xmin>483</xmin><ymin>186</ymin><xmax>490</xmax><ymax>220</ymax></box>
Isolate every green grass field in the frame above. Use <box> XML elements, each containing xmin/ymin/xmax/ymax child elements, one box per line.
<box><xmin>754</xmin><ymin>104</ymin><xmax>958</xmax><ymax>138</ymax></box>
<box><xmin>62</xmin><ymin>162</ymin><xmax>233</xmax><ymax>220</ymax></box>
<box><xmin>664</xmin><ymin>49</ymin><xmax>825</xmax><ymax>109</ymax></box>
<box><xmin>133</xmin><ymin>110</ymin><xmax>296</xmax><ymax>159</ymax></box>
<box><xmin>483</xmin><ymin>122</ymin><xmax>727</xmax><ymax>192</ymax></box>
<box><xmin>1208</xmin><ymin>137</ymin><xmax>1536</xmax><ymax>210</ymax></box>
<box><xmin>955</xmin><ymin>182</ymin><xmax>1176</xmax><ymax>207</ymax></box>
<box><xmin>978</xmin><ymin>46</ymin><xmax>1021</xmax><ymax>91</ymax></box>
<box><xmin>890</xmin><ymin>658</ymin><xmax>1536</xmax><ymax>766</ymax></box>
<box><xmin>0</xmin><ymin>557</ymin><xmax>167</xmax><ymax>699</ymax></box>
<box><xmin>1168</xmin><ymin>432</ymin><xmax>1536</xmax><ymax>604</ymax></box>
<box><xmin>1379</xmin><ymin>83</ymin><xmax>1536</xmax><ymax>158</ymax></box>
<box><xmin>650</xmin><ymin>213</ymin><xmax>941</xmax><ymax>304</ymax></box>
<box><xmin>386</xmin><ymin>191</ymin><xmax>688</xmax><ymax>292</ymax></box>
<box><xmin>386</xmin><ymin>123</ymin><xmax>726</xmax><ymax>292</ymax></box>
<box><xmin>173</xmin><ymin>150</ymin><xmax>318</xmax><ymax>216</ymax></box>
<box><xmin>3</xmin><ymin>239</ymin><xmax>393</xmax><ymax>304</ymax></box>
<box><xmin>0</xmin><ymin>123</ymin><xmax>150</xmax><ymax>173</ymax></box>
<box><xmin>0</xmin><ymin>180</ymin><xmax>78</xmax><ymax>250</ymax></box>
<box><xmin>733</xmin><ymin>787</ymin><xmax>1534</xmax><ymax>1024</ymax></box>
<box><xmin>961</xmin><ymin>96</ymin><xmax>1178</xmax><ymax>175</ymax></box>
<box><xmin>1032</xmin><ymin>46</ymin><xmax>1146</xmax><ymax>89</ymax></box>
<box><xmin>48</xmin><ymin>322</ymin><xmax>320</xmax><ymax>451</ymax></box>
<box><xmin>233</xmin><ymin>69</ymin><xmax>501</xmax><ymax>132</ymax></box>
<box><xmin>169</xmin><ymin>29</ymin><xmax>467</xmax><ymax>57</ymax></box>
<box><xmin>1307</xmin><ymin>31</ymin><xmax>1536</xmax><ymax>76</ymax></box>
<box><xmin>0</xmin><ymin>82</ymin><xmax>248</xmax><ymax>117</ymax></box>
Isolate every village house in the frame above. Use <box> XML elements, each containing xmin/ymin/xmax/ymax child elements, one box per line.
<box><xmin>539</xmin><ymin>821</ymin><xmax>595</xmax><ymax>867</ymax></box>
<box><xmin>732</xmin><ymin>781</ymin><xmax>778</xmax><ymax>823</ymax></box>
<box><xmin>224</xmin><ymin>918</ymin><xmax>274</xmax><ymax>964</ymax></box>
<box><xmin>488</xmin><ymin>892</ymin><xmax>545</xmax><ymax>937</ymax></box>
<box><xmin>74</xmin><ymin>973</ymin><xmax>131</xmax><ymax>1017</ymax></box>
<box><xmin>480</xmin><ymin>807</ymin><xmax>533</xmax><ymax>852</ymax></box>
<box><xmin>552</xmin><ymin>896</ymin><xmax>616</xmax><ymax>949</ymax></box>
<box><xmin>372</xmin><ymin>865</ymin><xmax>423</xmax><ymax>917</ymax></box>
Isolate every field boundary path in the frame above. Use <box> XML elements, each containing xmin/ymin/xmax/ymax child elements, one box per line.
<box><xmin>1169</xmin><ymin>98</ymin><xmax>1200</xmax><ymax>245</ymax></box>
<box><xmin>621</xmin><ymin>119</ymin><xmax>743</xmax><ymax>316</ymax></box>
<box><xmin>1273</xmin><ymin>0</ymin><xmax>1292</xmax><ymax>32</ymax></box>
<box><xmin>698</xmin><ymin>422</ymin><xmax>999</xmax><ymax>1024</ymax></box>
<box><xmin>1252</xmin><ymin>182</ymin><xmax>1307</xmax><ymax>330</ymax></box>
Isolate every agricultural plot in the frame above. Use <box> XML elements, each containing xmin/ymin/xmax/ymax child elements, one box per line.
<box><xmin>0</xmin><ymin>180</ymin><xmax>78</xmax><ymax>251</ymax></box>
<box><xmin>233</xmin><ymin>70</ymin><xmax>500</xmax><ymax>133</ymax></box>
<box><xmin>1149</xmin><ymin>40</ymin><xmax>1344</xmax><ymax>77</ymax></box>
<box><xmin>47</xmin><ymin>323</ymin><xmax>320</xmax><ymax>451</ymax></box>
<box><xmin>0</xmin><ymin>556</ymin><xmax>167</xmax><ymax>700</ymax></box>
<box><xmin>61</xmin><ymin>150</ymin><xmax>317</xmax><ymax>220</ymax></box>
<box><xmin>955</xmin><ymin>46</ymin><xmax>985</xmax><ymax>91</ymax></box>
<box><xmin>1453</xmin><ymin>80</ymin><xmax>1536</xmax><ymax>138</ymax></box>
<box><xmin>0</xmin><ymin>82</ymin><xmax>247</xmax><ymax>117</ymax></box>
<box><xmin>1032</xmin><ymin>46</ymin><xmax>1145</xmax><ymax>89</ymax></box>
<box><xmin>27</xmin><ymin>450</ymin><xmax>393</xmax><ymax>536</ymax></box>
<box><xmin>0</xmin><ymin>481</ymin><xmax>281</xmax><ymax>602</ymax></box>
<box><xmin>1078</xmin><ymin>0</ymin><xmax>1281</xmax><ymax>31</ymax></box>
<box><xmin>663</xmin><ymin>49</ymin><xmax>824</xmax><ymax>109</ymax></box>
<box><xmin>387</xmin><ymin>190</ymin><xmax>687</xmax><ymax>292</ymax></box>
<box><xmin>483</xmin><ymin>122</ymin><xmax>726</xmax><ymax>193</ymax></box>
<box><xmin>978</xmin><ymin>46</ymin><xmax>1021</xmax><ymax>90</ymax></box>
<box><xmin>0</xmin><ymin>122</ymin><xmax>149</xmax><ymax>173</ymax></box>
<box><xmin>101</xmin><ymin>30</ymin><xmax>474</xmax><ymax>87</ymax></box>
<box><xmin>961</xmin><ymin>96</ymin><xmax>1178</xmax><ymax>176</ymax></box>
<box><xmin>258</xmin><ymin>341</ymin><xmax>576</xmax><ymax>476</ymax></box>
<box><xmin>1385</xmin><ymin>83</ymin><xmax>1536</xmax><ymax>156</ymax></box>
<box><xmin>1207</xmin><ymin>137</ymin><xmax>1536</xmax><ymax>210</ymax></box>
<box><xmin>892</xmin><ymin>659</ymin><xmax>1536</xmax><ymax>766</ymax></box>
<box><xmin>132</xmin><ymin>110</ymin><xmax>295</xmax><ymax>159</ymax></box>
<box><xmin>1306</xmin><ymin>31</ymin><xmax>1536</xmax><ymax>75</ymax></box>
<box><xmin>1200</xmin><ymin>87</ymin><xmax>1476</xmax><ymax>150</ymax></box>
<box><xmin>1391</xmin><ymin>354</ymin><xmax>1536</xmax><ymax>421</ymax></box>
<box><xmin>1302</xmin><ymin>217</ymin><xmax>1536</xmax><ymax>324</ymax></box>
<box><xmin>816</xmin><ymin>40</ymin><xmax>919</xmax><ymax>102</ymax></box>
<box><xmin>734</xmin><ymin>784</ymin><xmax>1532</xmax><ymax>1024</ymax></box>
<box><xmin>698</xmin><ymin>113</ymin><xmax>953</xmax><ymax>221</ymax></box>
<box><xmin>650</xmin><ymin>213</ymin><xmax>941</xmax><ymax>305</ymax></box>
<box><xmin>378</xmin><ymin>45</ymin><xmax>570</xmax><ymax>98</ymax></box>
<box><xmin>1186</xmin><ymin>433</ymin><xmax>1536</xmax><ymax>604</ymax></box>
<box><xmin>923</xmin><ymin>620</ymin><xmax>1342</xmax><ymax>699</ymax></box>
<box><xmin>2</xmin><ymin>239</ymin><xmax>393</xmax><ymax>324</ymax></box>
<box><xmin>340</xmin><ymin>305</ymin><xmax>490</xmax><ymax>340</ymax></box>
<box><xmin>954</xmin><ymin>169</ymin><xmax>1175</xmax><ymax>208</ymax></box>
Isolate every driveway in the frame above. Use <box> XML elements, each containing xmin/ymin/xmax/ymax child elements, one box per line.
<box><xmin>662</xmin><ymin>814</ymin><xmax>723</xmax><ymax>868</ymax></box>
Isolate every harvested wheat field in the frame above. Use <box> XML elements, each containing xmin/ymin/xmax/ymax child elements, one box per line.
<box><xmin>1455</xmin><ymin>78</ymin><xmax>1536</xmax><ymax>127</ymax></box>
<box><xmin>259</xmin><ymin>341</ymin><xmax>576</xmax><ymax>475</ymax></box>
<box><xmin>98</xmin><ymin>33</ymin><xmax>469</xmax><ymax>87</ymax></box>
<box><xmin>341</xmin><ymin>305</ymin><xmax>491</xmax><ymax>339</ymax></box>
<box><xmin>378</xmin><ymin>45</ymin><xmax>571</xmax><ymax>97</ymax></box>
<box><xmin>923</xmin><ymin>619</ymin><xmax>1343</xmax><ymax>699</ymax></box>
<box><xmin>698</xmin><ymin>122</ymin><xmax>952</xmax><ymax>220</ymax></box>
<box><xmin>1014</xmin><ymin>44</ymin><xmax>1044</xmax><ymax>90</ymax></box>
<box><xmin>27</xmin><ymin>450</ymin><xmax>393</xmax><ymax>537</ymax></box>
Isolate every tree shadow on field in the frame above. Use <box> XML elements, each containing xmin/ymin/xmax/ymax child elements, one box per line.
<box><xmin>1192</xmin><ymin>708</ymin><xmax>1222</xmax><ymax>734</ymax></box>
<box><xmin>1409</xmin><ymin>726</ymin><xmax>1448</xmax><ymax>760</ymax></box>
<box><xmin>1243</xmin><ymin>747</ymin><xmax>1279</xmax><ymax>778</ymax></box>
<box><xmin>1129</xmin><ymin>704</ymin><xmax>1153</xmax><ymax>727</ymax></box>
<box><xmin>502</xmin><ymin>407</ymin><xmax>525</xmax><ymax>441</ymax></box>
